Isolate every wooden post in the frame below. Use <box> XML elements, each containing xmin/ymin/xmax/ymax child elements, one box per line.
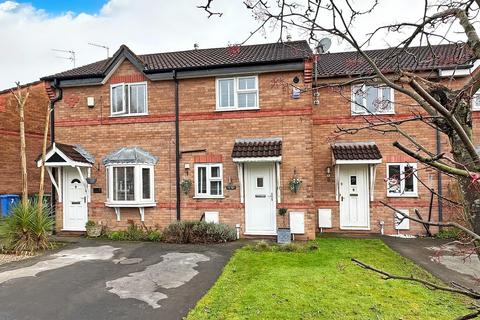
<box><xmin>38</xmin><ymin>102</ymin><xmax>52</xmax><ymax>213</ymax></box>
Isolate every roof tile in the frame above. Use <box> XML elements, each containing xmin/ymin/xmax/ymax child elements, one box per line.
<box><xmin>232</xmin><ymin>138</ymin><xmax>282</xmax><ymax>158</ymax></box>
<box><xmin>332</xmin><ymin>142</ymin><xmax>382</xmax><ymax>160</ymax></box>
<box><xmin>45</xmin><ymin>41</ymin><xmax>312</xmax><ymax>80</ymax></box>
<box><xmin>316</xmin><ymin>43</ymin><xmax>475</xmax><ymax>78</ymax></box>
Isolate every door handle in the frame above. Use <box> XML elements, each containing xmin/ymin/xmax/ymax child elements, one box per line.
<box><xmin>340</xmin><ymin>195</ymin><xmax>344</xmax><ymax>202</ymax></box>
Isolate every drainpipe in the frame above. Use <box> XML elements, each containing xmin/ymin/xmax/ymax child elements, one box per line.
<box><xmin>48</xmin><ymin>79</ymin><xmax>63</xmax><ymax>218</ymax></box>
<box><xmin>50</xmin><ymin>79</ymin><xmax>63</xmax><ymax>143</ymax></box>
<box><xmin>173</xmin><ymin>70</ymin><xmax>181</xmax><ymax>221</ymax></box>
<box><xmin>436</xmin><ymin>127</ymin><xmax>443</xmax><ymax>226</ymax></box>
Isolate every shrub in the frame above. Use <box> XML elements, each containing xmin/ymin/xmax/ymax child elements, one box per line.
<box><xmin>163</xmin><ymin>221</ymin><xmax>237</xmax><ymax>244</ymax></box>
<box><xmin>1</xmin><ymin>200</ymin><xmax>54</xmax><ymax>253</ymax></box>
<box><xmin>436</xmin><ymin>227</ymin><xmax>462</xmax><ymax>240</ymax></box>
<box><xmin>247</xmin><ymin>240</ymin><xmax>319</xmax><ymax>253</ymax></box>
<box><xmin>85</xmin><ymin>220</ymin><xmax>97</xmax><ymax>228</ymax></box>
<box><xmin>125</xmin><ymin>222</ymin><xmax>146</xmax><ymax>241</ymax></box>
<box><xmin>146</xmin><ymin>230</ymin><xmax>163</xmax><ymax>242</ymax></box>
<box><xmin>105</xmin><ymin>223</ymin><xmax>163</xmax><ymax>242</ymax></box>
<box><xmin>107</xmin><ymin>230</ymin><xmax>128</xmax><ymax>241</ymax></box>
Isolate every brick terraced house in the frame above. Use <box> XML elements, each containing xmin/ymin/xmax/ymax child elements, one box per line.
<box><xmin>38</xmin><ymin>41</ymin><xmax>479</xmax><ymax>239</ymax></box>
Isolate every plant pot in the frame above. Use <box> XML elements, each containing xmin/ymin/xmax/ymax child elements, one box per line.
<box><xmin>277</xmin><ymin>228</ymin><xmax>291</xmax><ymax>244</ymax></box>
<box><xmin>86</xmin><ymin>225</ymin><xmax>102</xmax><ymax>237</ymax></box>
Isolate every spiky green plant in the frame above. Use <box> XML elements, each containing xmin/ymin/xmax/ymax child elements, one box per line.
<box><xmin>2</xmin><ymin>200</ymin><xmax>54</xmax><ymax>253</ymax></box>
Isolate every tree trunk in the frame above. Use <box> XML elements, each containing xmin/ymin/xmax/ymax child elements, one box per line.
<box><xmin>38</xmin><ymin>103</ymin><xmax>51</xmax><ymax>214</ymax></box>
<box><xmin>19</xmin><ymin>98</ymin><xmax>28</xmax><ymax>206</ymax></box>
<box><xmin>446</xmin><ymin>96</ymin><xmax>480</xmax><ymax>255</ymax></box>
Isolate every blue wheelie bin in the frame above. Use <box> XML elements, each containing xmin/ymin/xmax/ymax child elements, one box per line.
<box><xmin>0</xmin><ymin>194</ymin><xmax>20</xmax><ymax>217</ymax></box>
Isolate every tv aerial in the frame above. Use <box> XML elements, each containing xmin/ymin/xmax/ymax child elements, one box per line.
<box><xmin>88</xmin><ymin>42</ymin><xmax>110</xmax><ymax>58</ymax></box>
<box><xmin>52</xmin><ymin>49</ymin><xmax>76</xmax><ymax>68</ymax></box>
<box><xmin>316</xmin><ymin>38</ymin><xmax>332</xmax><ymax>54</ymax></box>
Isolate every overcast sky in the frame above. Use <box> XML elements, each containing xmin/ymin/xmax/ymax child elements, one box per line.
<box><xmin>0</xmin><ymin>0</ymin><xmax>467</xmax><ymax>89</ymax></box>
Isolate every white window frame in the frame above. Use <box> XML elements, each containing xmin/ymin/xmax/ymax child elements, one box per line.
<box><xmin>351</xmin><ymin>84</ymin><xmax>395</xmax><ymax>115</ymax></box>
<box><xmin>386</xmin><ymin>163</ymin><xmax>418</xmax><ymax>197</ymax></box>
<box><xmin>110</xmin><ymin>81</ymin><xmax>148</xmax><ymax>116</ymax></box>
<box><xmin>216</xmin><ymin>75</ymin><xmax>259</xmax><ymax>111</ymax></box>
<box><xmin>472</xmin><ymin>90</ymin><xmax>480</xmax><ymax>111</ymax></box>
<box><xmin>106</xmin><ymin>164</ymin><xmax>155</xmax><ymax>206</ymax></box>
<box><xmin>194</xmin><ymin>163</ymin><xmax>224</xmax><ymax>198</ymax></box>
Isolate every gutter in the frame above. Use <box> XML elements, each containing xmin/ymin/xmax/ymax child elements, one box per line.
<box><xmin>173</xmin><ymin>70</ymin><xmax>181</xmax><ymax>221</ymax></box>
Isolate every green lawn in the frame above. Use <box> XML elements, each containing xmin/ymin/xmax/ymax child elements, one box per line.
<box><xmin>187</xmin><ymin>237</ymin><xmax>470</xmax><ymax>320</ymax></box>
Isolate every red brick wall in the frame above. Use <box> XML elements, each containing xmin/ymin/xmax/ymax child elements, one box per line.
<box><xmin>0</xmin><ymin>82</ymin><xmax>50</xmax><ymax>195</ymax></box>
<box><xmin>312</xmin><ymin>74</ymin><xmax>476</xmax><ymax>235</ymax></box>
<box><xmin>53</xmin><ymin>57</ymin><xmax>478</xmax><ymax>238</ymax></box>
<box><xmin>54</xmin><ymin>60</ymin><xmax>316</xmax><ymax>239</ymax></box>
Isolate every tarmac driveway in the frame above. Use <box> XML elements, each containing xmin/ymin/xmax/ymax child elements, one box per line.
<box><xmin>0</xmin><ymin>239</ymin><xmax>242</xmax><ymax>320</ymax></box>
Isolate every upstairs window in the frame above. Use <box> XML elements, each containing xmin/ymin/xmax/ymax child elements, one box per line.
<box><xmin>472</xmin><ymin>90</ymin><xmax>480</xmax><ymax>111</ymax></box>
<box><xmin>216</xmin><ymin>76</ymin><xmax>258</xmax><ymax>110</ymax></box>
<box><xmin>387</xmin><ymin>163</ymin><xmax>418</xmax><ymax>197</ymax></box>
<box><xmin>194</xmin><ymin>163</ymin><xmax>223</xmax><ymax>198</ymax></box>
<box><xmin>351</xmin><ymin>84</ymin><xmax>394</xmax><ymax>115</ymax></box>
<box><xmin>111</xmin><ymin>82</ymin><xmax>147</xmax><ymax>116</ymax></box>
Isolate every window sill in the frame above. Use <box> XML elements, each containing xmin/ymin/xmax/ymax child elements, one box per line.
<box><xmin>109</xmin><ymin>113</ymin><xmax>149</xmax><ymax>118</ymax></box>
<box><xmin>192</xmin><ymin>196</ymin><xmax>225</xmax><ymax>200</ymax></box>
<box><xmin>351</xmin><ymin>112</ymin><xmax>395</xmax><ymax>116</ymax></box>
<box><xmin>386</xmin><ymin>194</ymin><xmax>419</xmax><ymax>198</ymax></box>
<box><xmin>105</xmin><ymin>202</ymin><xmax>156</xmax><ymax>207</ymax></box>
<box><xmin>215</xmin><ymin>107</ymin><xmax>260</xmax><ymax>112</ymax></box>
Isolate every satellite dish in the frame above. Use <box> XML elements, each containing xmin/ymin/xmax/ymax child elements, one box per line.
<box><xmin>316</xmin><ymin>38</ymin><xmax>332</xmax><ymax>54</ymax></box>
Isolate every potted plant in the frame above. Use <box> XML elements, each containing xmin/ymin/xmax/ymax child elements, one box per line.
<box><xmin>85</xmin><ymin>220</ymin><xmax>102</xmax><ymax>237</ymax></box>
<box><xmin>180</xmin><ymin>178</ymin><xmax>192</xmax><ymax>195</ymax></box>
<box><xmin>289</xmin><ymin>169</ymin><xmax>302</xmax><ymax>193</ymax></box>
<box><xmin>277</xmin><ymin>208</ymin><xmax>291</xmax><ymax>244</ymax></box>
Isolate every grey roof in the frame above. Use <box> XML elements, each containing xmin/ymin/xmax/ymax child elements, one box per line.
<box><xmin>42</xmin><ymin>41</ymin><xmax>312</xmax><ymax>80</ymax></box>
<box><xmin>316</xmin><ymin>43</ymin><xmax>475</xmax><ymax>78</ymax></box>
<box><xmin>103</xmin><ymin>147</ymin><xmax>158</xmax><ymax>165</ymax></box>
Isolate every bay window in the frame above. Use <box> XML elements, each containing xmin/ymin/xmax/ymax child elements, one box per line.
<box><xmin>216</xmin><ymin>76</ymin><xmax>258</xmax><ymax>110</ymax></box>
<box><xmin>194</xmin><ymin>163</ymin><xmax>223</xmax><ymax>198</ymax></box>
<box><xmin>351</xmin><ymin>84</ymin><xmax>394</xmax><ymax>115</ymax></box>
<box><xmin>111</xmin><ymin>82</ymin><xmax>147</xmax><ymax>116</ymax></box>
<box><xmin>106</xmin><ymin>165</ymin><xmax>154</xmax><ymax>205</ymax></box>
<box><xmin>387</xmin><ymin>163</ymin><xmax>418</xmax><ymax>197</ymax></box>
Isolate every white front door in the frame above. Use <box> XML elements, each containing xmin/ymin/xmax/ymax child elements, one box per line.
<box><xmin>244</xmin><ymin>163</ymin><xmax>277</xmax><ymax>235</ymax></box>
<box><xmin>339</xmin><ymin>164</ymin><xmax>370</xmax><ymax>230</ymax></box>
<box><xmin>63</xmin><ymin>167</ymin><xmax>88</xmax><ymax>231</ymax></box>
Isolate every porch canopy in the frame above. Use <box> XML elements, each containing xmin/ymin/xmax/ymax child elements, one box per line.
<box><xmin>331</xmin><ymin>142</ymin><xmax>382</xmax><ymax>201</ymax></box>
<box><xmin>102</xmin><ymin>146</ymin><xmax>157</xmax><ymax>165</ymax></box>
<box><xmin>331</xmin><ymin>142</ymin><xmax>382</xmax><ymax>164</ymax></box>
<box><xmin>36</xmin><ymin>142</ymin><xmax>94</xmax><ymax>202</ymax></box>
<box><xmin>231</xmin><ymin>137</ymin><xmax>282</xmax><ymax>163</ymax></box>
<box><xmin>232</xmin><ymin>137</ymin><xmax>282</xmax><ymax>203</ymax></box>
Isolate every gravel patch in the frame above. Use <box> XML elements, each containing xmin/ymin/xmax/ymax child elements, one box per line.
<box><xmin>0</xmin><ymin>253</ymin><xmax>35</xmax><ymax>266</ymax></box>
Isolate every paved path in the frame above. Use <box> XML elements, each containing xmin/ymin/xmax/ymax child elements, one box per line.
<box><xmin>0</xmin><ymin>239</ymin><xmax>243</xmax><ymax>320</ymax></box>
<box><xmin>382</xmin><ymin>236</ymin><xmax>479</xmax><ymax>290</ymax></box>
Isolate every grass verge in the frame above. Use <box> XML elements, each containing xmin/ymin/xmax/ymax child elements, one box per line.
<box><xmin>187</xmin><ymin>237</ymin><xmax>470</xmax><ymax>320</ymax></box>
